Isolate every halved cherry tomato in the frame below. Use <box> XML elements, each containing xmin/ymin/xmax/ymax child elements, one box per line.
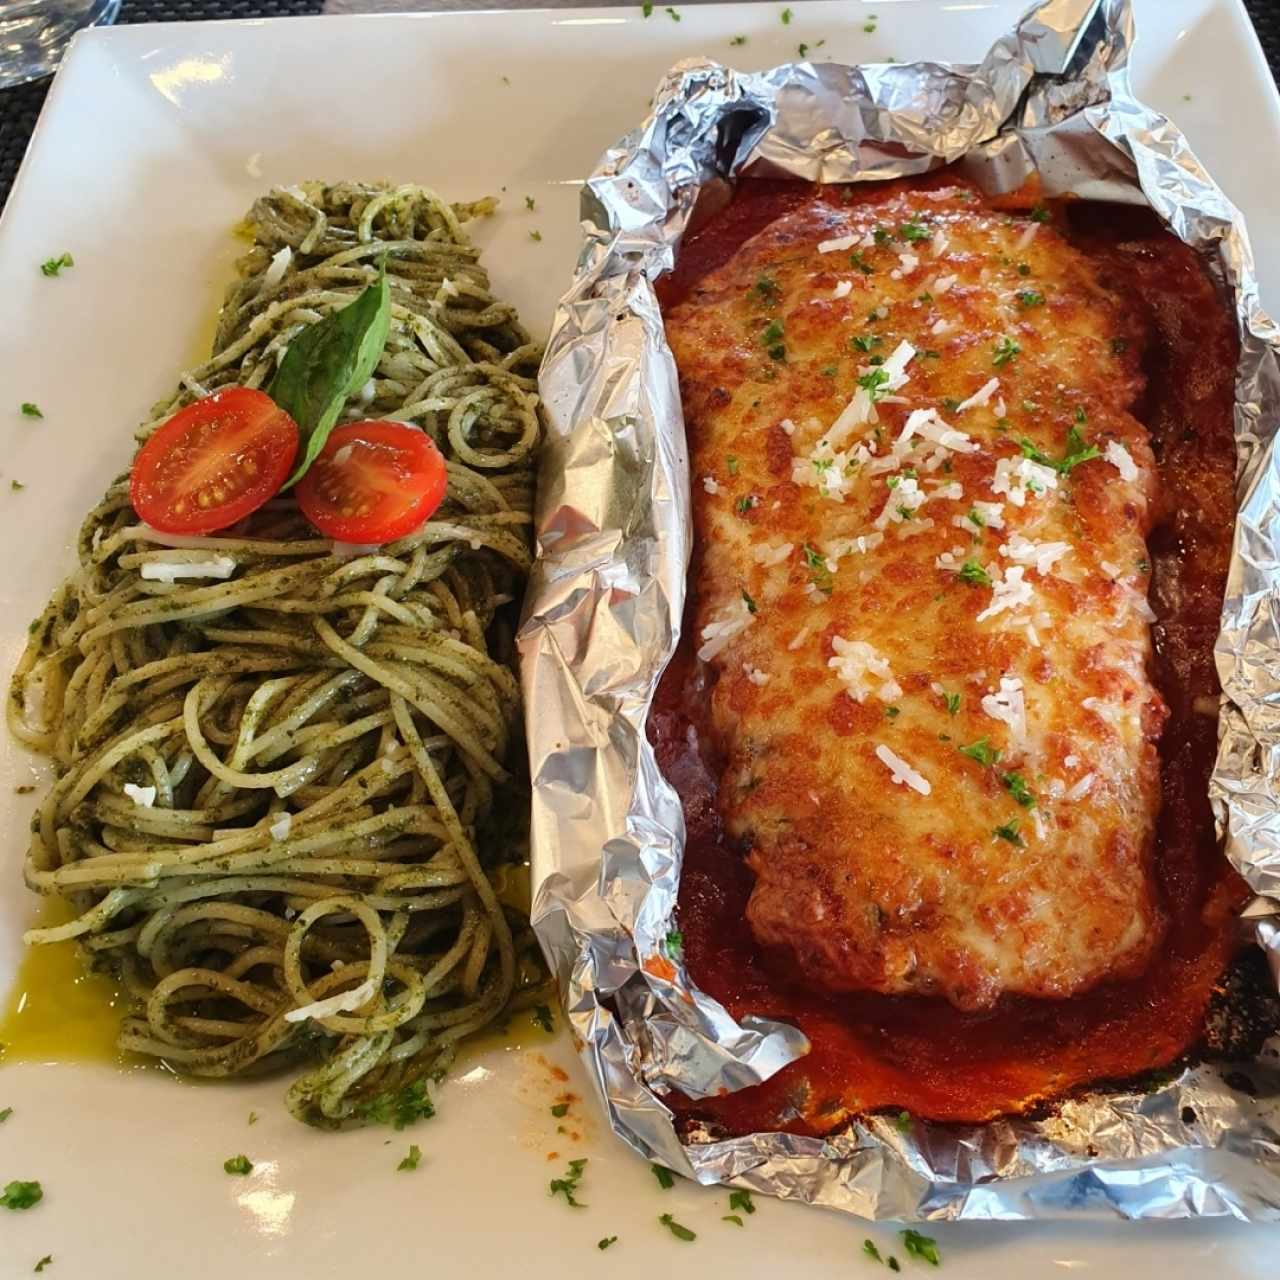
<box><xmin>129</xmin><ymin>387</ymin><xmax>300</xmax><ymax>535</ymax></box>
<box><xmin>296</xmin><ymin>421</ymin><xmax>448</xmax><ymax>545</ymax></box>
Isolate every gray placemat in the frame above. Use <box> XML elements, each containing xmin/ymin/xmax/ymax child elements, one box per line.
<box><xmin>1</xmin><ymin>0</ymin><xmax>1277</xmax><ymax>213</ymax></box>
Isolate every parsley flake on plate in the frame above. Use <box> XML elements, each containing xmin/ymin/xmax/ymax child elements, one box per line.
<box><xmin>39</xmin><ymin>253</ymin><xmax>73</xmax><ymax>278</ymax></box>
<box><xmin>397</xmin><ymin>1144</ymin><xmax>422</xmax><ymax>1171</ymax></box>
<box><xmin>355</xmin><ymin>1078</ymin><xmax>435</xmax><ymax>1128</ymax></box>
<box><xmin>992</xmin><ymin>335</ymin><xmax>1021</xmax><ymax>367</ymax></box>
<box><xmin>960</xmin><ymin>737</ymin><xmax>1001</xmax><ymax>768</ymax></box>
<box><xmin>722</xmin><ymin>1214</ymin><xmax>744</xmax><ymax>1226</ymax></box>
<box><xmin>550</xmin><ymin>1103</ymin><xmax>569</xmax><ymax>1118</ymax></box>
<box><xmin>958</xmin><ymin>560</ymin><xmax>991</xmax><ymax>588</ymax></box>
<box><xmin>223</xmin><ymin>1155</ymin><xmax>252</xmax><ymax>1176</ymax></box>
<box><xmin>1</xmin><ymin>1181</ymin><xmax>41</xmax><ymax>1210</ymax></box>
<box><xmin>549</xmin><ymin>1158</ymin><xmax>588</xmax><ymax>1207</ymax></box>
<box><xmin>728</xmin><ymin>1189</ymin><xmax>756</xmax><ymax>1215</ymax></box>
<box><xmin>900</xmin><ymin>1228</ymin><xmax>942</xmax><ymax>1266</ymax></box>
<box><xmin>34</xmin><ymin>1257</ymin><xmax>52</xmax><ymax>1273</ymax></box>
<box><xmin>532</xmin><ymin>1003</ymin><xmax>554</xmax><ymax>1033</ymax></box>
<box><xmin>0</xmin><ymin>1107</ymin><xmax>12</xmax><ymax>1123</ymax></box>
<box><xmin>651</xmin><ymin>1163</ymin><xmax>675</xmax><ymax>1190</ymax></box>
<box><xmin>659</xmin><ymin>1212</ymin><xmax>697</xmax><ymax>1241</ymax></box>
<box><xmin>20</xmin><ymin>403</ymin><xmax>42</xmax><ymax>418</ymax></box>
<box><xmin>863</xmin><ymin>1238</ymin><xmax>883</xmax><ymax>1262</ymax></box>
<box><xmin>780</xmin><ymin>6</ymin><xmax>793</xmax><ymax>22</ymax></box>
<box><xmin>993</xmin><ymin>820</ymin><xmax>1025</xmax><ymax>848</ymax></box>
<box><xmin>597</xmin><ymin>1237</ymin><xmax>617</xmax><ymax>1250</ymax></box>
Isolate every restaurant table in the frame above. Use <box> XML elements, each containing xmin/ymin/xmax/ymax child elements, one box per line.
<box><xmin>2</xmin><ymin>0</ymin><xmax>1278</xmax><ymax>212</ymax></box>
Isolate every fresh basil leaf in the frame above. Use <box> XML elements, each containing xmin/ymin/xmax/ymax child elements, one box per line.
<box><xmin>270</xmin><ymin>267</ymin><xmax>391</xmax><ymax>487</ymax></box>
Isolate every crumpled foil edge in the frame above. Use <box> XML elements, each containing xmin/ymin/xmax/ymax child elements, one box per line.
<box><xmin>519</xmin><ymin>0</ymin><xmax>1280</xmax><ymax>1222</ymax></box>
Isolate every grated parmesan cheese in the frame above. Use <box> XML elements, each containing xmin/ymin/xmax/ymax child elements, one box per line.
<box><xmin>753</xmin><ymin>540</ymin><xmax>794</xmax><ymax>567</ymax></box>
<box><xmin>139</xmin><ymin>555</ymin><xmax>237</xmax><ymax>584</ymax></box>
<box><xmin>875</xmin><ymin>744</ymin><xmax>932</xmax><ymax>795</ymax></box>
<box><xmin>787</xmin><ymin>626</ymin><xmax>811</xmax><ymax>651</ymax></box>
<box><xmin>829</xmin><ymin>637</ymin><xmax>903</xmax><ymax>702</ymax></box>
<box><xmin>1065</xmin><ymin>773</ymin><xmax>1096</xmax><ymax>801</ymax></box>
<box><xmin>897</xmin><ymin>407</ymin><xmax>976</xmax><ymax>454</ymax></box>
<box><xmin>832</xmin><ymin>279</ymin><xmax>854</xmax><ymax>299</ymax></box>
<box><xmin>270</xmin><ymin>813</ymin><xmax>293</xmax><ymax>842</ymax></box>
<box><xmin>744</xmin><ymin>665</ymin><xmax>770</xmax><ymax>686</ymax></box>
<box><xmin>991</xmin><ymin>455</ymin><xmax>1059</xmax><ymax>506</ymax></box>
<box><xmin>874</xmin><ymin>476</ymin><xmax>926</xmax><ymax>529</ymax></box>
<box><xmin>262</xmin><ymin>245</ymin><xmax>293</xmax><ymax>289</ymax></box>
<box><xmin>780</xmin><ymin>417</ymin><xmax>795</xmax><ymax>435</ymax></box>
<box><xmin>934</xmin><ymin>274</ymin><xmax>957</xmax><ymax>294</ymax></box>
<box><xmin>1105</xmin><ymin>440</ymin><xmax>1139</xmax><ymax>482</ymax></box>
<box><xmin>954</xmin><ymin>377</ymin><xmax>1000</xmax><ymax>414</ymax></box>
<box><xmin>970</xmin><ymin>500</ymin><xmax>1005</xmax><ymax>529</ymax></box>
<box><xmin>1000</xmin><ymin>533</ymin><xmax>1071</xmax><ymax>575</ymax></box>
<box><xmin>980</xmin><ymin>675</ymin><xmax>1028</xmax><ymax>749</ymax></box>
<box><xmin>1064</xmin><ymin>754</ymin><xmax>1080</xmax><ymax>768</ymax></box>
<box><xmin>898</xmin><ymin>251</ymin><xmax>919</xmax><ymax>272</ymax></box>
<box><xmin>976</xmin><ymin>565</ymin><xmax>1034</xmax><ymax>622</ymax></box>
<box><xmin>123</xmin><ymin>783</ymin><xmax>157</xmax><ymax>808</ymax></box>
<box><xmin>931</xmin><ymin>228</ymin><xmax>950</xmax><ymax>257</ymax></box>
<box><xmin>283</xmin><ymin>977</ymin><xmax>377</xmax><ymax>1024</ymax></box>
<box><xmin>702</xmin><ymin>475</ymin><xmax>720</xmax><ymax>495</ymax></box>
<box><xmin>930</xmin><ymin>318</ymin><xmax>952</xmax><ymax>336</ymax></box>
<box><xmin>1016</xmin><ymin>222</ymin><xmax>1039</xmax><ymax>251</ymax></box>
<box><xmin>698</xmin><ymin>596</ymin><xmax>756</xmax><ymax>661</ymax></box>
<box><xmin>930</xmin><ymin>481</ymin><xmax>963</xmax><ymax>501</ymax></box>
<box><xmin>818</xmin><ymin>232</ymin><xmax>860</xmax><ymax>253</ymax></box>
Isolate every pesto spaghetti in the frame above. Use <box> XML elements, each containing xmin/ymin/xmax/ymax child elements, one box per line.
<box><xmin>8</xmin><ymin>182</ymin><xmax>547</xmax><ymax>1127</ymax></box>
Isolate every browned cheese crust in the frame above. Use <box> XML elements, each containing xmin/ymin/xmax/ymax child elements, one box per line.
<box><xmin>663</xmin><ymin>182</ymin><xmax>1167</xmax><ymax>1012</ymax></box>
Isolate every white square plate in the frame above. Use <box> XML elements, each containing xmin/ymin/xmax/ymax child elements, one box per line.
<box><xmin>0</xmin><ymin>2</ymin><xmax>1278</xmax><ymax>1275</ymax></box>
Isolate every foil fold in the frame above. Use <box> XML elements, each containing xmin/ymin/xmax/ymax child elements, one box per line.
<box><xmin>520</xmin><ymin>0</ymin><xmax>1280</xmax><ymax>1219</ymax></box>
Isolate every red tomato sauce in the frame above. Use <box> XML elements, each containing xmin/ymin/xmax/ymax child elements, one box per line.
<box><xmin>649</xmin><ymin>179</ymin><xmax>1248</xmax><ymax>1134</ymax></box>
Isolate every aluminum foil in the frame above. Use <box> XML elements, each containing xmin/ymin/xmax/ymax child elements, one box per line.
<box><xmin>519</xmin><ymin>0</ymin><xmax>1280</xmax><ymax>1221</ymax></box>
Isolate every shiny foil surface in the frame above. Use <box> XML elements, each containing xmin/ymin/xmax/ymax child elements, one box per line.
<box><xmin>519</xmin><ymin>0</ymin><xmax>1280</xmax><ymax>1221</ymax></box>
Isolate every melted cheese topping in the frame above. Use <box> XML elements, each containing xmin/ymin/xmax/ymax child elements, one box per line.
<box><xmin>665</xmin><ymin>181</ymin><xmax>1165</xmax><ymax>1011</ymax></box>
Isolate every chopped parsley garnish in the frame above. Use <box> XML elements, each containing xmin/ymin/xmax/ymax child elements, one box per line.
<box><xmin>754</xmin><ymin>274</ymin><xmax>780</xmax><ymax>303</ymax></box>
<box><xmin>898</xmin><ymin>221</ymin><xmax>931</xmax><ymax>242</ymax></box>
<box><xmin>20</xmin><ymin>403</ymin><xmax>42</xmax><ymax>418</ymax></box>
<box><xmin>942</xmin><ymin>691</ymin><xmax>961</xmax><ymax>716</ymax></box>
<box><xmin>355</xmin><ymin>1078</ymin><xmax>435</xmax><ymax>1128</ymax></box>
<box><xmin>781</xmin><ymin>6</ymin><xmax>793</xmax><ymax>22</ymax></box>
<box><xmin>1000</xmin><ymin>771</ymin><xmax>1036</xmax><ymax>809</ymax></box>
<box><xmin>1111</xmin><ymin>337</ymin><xmax>1128</xmax><ymax>354</ymax></box>
<box><xmin>727</xmin><ymin>455</ymin><xmax>739</xmax><ymax>474</ymax></box>
<box><xmin>802</xmin><ymin>543</ymin><xmax>834</xmax><ymax>595</ymax></box>
<box><xmin>0</xmin><ymin>1108</ymin><xmax>11</xmax><ymax>1123</ymax></box>
<box><xmin>741</xmin><ymin>589</ymin><xmax>757</xmax><ymax>614</ymax></box>
<box><xmin>994</xmin><ymin>820</ymin><xmax>1025</xmax><ymax>847</ymax></box>
<box><xmin>659</xmin><ymin>1213</ymin><xmax>697</xmax><ymax>1241</ymax></box>
<box><xmin>223</xmin><ymin>1155</ymin><xmax>252</xmax><ymax>1176</ymax></box>
<box><xmin>735</xmin><ymin>494</ymin><xmax>758</xmax><ymax>516</ymax></box>
<box><xmin>1137</xmin><ymin>558</ymin><xmax>1150</xmax><ymax>574</ymax></box>
<box><xmin>863</xmin><ymin>1239</ymin><xmax>883</xmax><ymax>1262</ymax></box>
<box><xmin>729</xmin><ymin>34</ymin><xmax>747</xmax><ymax>45</ymax></box>
<box><xmin>873</xmin><ymin>226</ymin><xmax>892</xmax><ymax>247</ymax></box>
<box><xmin>858</xmin><ymin>368</ymin><xmax>891</xmax><ymax>401</ymax></box>
<box><xmin>885</xmin><ymin>706</ymin><xmax>900</xmax><ymax>720</ymax></box>
<box><xmin>992</xmin><ymin>336</ymin><xmax>1021</xmax><ymax>367</ymax></box>
<box><xmin>651</xmin><ymin>1163</ymin><xmax>675</xmax><ymax>1189</ymax></box>
<box><xmin>398</xmin><ymin>1144</ymin><xmax>422</xmax><ymax>1171</ymax></box>
<box><xmin>895</xmin><ymin>1110</ymin><xmax>912</xmax><ymax>1132</ymax></box>
<box><xmin>728</xmin><ymin>1189</ymin><xmax>756</xmax><ymax>1215</ymax></box>
<box><xmin>664</xmin><ymin>928</ymin><xmax>684</xmax><ymax>959</ymax></box>
<box><xmin>850</xmin><ymin>251</ymin><xmax>874</xmax><ymax>275</ymax></box>
<box><xmin>1</xmin><ymin>1181</ymin><xmax>41</xmax><ymax>1210</ymax></box>
<box><xmin>820</xmin><ymin>364</ymin><xmax>837</xmax><ymax>377</ymax></box>
<box><xmin>960</xmin><ymin>737</ymin><xmax>1001</xmax><ymax>768</ymax></box>
<box><xmin>550</xmin><ymin>1158</ymin><xmax>588</xmax><ymax>1207</ymax></box>
<box><xmin>39</xmin><ymin>253</ymin><xmax>73</xmax><ymax>278</ymax></box>
<box><xmin>528</xmin><ymin>230</ymin><xmax>542</xmax><ymax>242</ymax></box>
<box><xmin>598</xmin><ymin>1237</ymin><xmax>618</xmax><ymax>1250</ymax></box>
<box><xmin>941</xmin><ymin>396</ymin><xmax>961</xmax><ymax>414</ymax></box>
<box><xmin>1017</xmin><ymin>261</ymin><xmax>1032</xmax><ymax>276</ymax></box>
<box><xmin>966</xmin><ymin>506</ymin><xmax>986</xmax><ymax>529</ymax></box>
<box><xmin>900</xmin><ymin>1228</ymin><xmax>942</xmax><ymax>1266</ymax></box>
<box><xmin>35</xmin><ymin>1257</ymin><xmax>52</xmax><ymax>1273</ymax></box>
<box><xmin>723</xmin><ymin>1215</ymin><xmax>744</xmax><ymax>1226</ymax></box>
<box><xmin>11</xmin><ymin>480</ymin><xmax>25</xmax><ymax>492</ymax></box>
<box><xmin>1075</xmin><ymin>406</ymin><xmax>1088</xmax><ymax>424</ymax></box>
<box><xmin>863</xmin><ymin>18</ymin><xmax>877</xmax><ymax>32</ymax></box>
<box><xmin>918</xmin><ymin>290</ymin><xmax>933</xmax><ymax>302</ymax></box>
<box><xmin>642</xmin><ymin>1</ymin><xmax>653</xmax><ymax>14</ymax></box>
<box><xmin>761</xmin><ymin>318</ymin><xmax>784</xmax><ymax>345</ymax></box>
<box><xmin>247</xmin><ymin>1112</ymin><xmax>257</xmax><ymax>1125</ymax></box>
<box><xmin>665</xmin><ymin>5</ymin><xmax>680</xmax><ymax>18</ymax></box>
<box><xmin>798</xmin><ymin>42</ymin><xmax>809</xmax><ymax>57</ymax></box>
<box><xmin>1029</xmin><ymin>205</ymin><xmax>1050</xmax><ymax>223</ymax></box>
<box><xmin>1017</xmin><ymin>290</ymin><xmax>1045</xmax><ymax>308</ymax></box>
<box><xmin>524</xmin><ymin>196</ymin><xmax>536</xmax><ymax>211</ymax></box>
<box><xmin>1018</xmin><ymin>426</ymin><xmax>1099</xmax><ymax>474</ymax></box>
<box><xmin>888</xmin><ymin>1260</ymin><xmax>901</xmax><ymax>1273</ymax></box>
<box><xmin>868</xmin><ymin>354</ymin><xmax>885</xmax><ymax>366</ymax></box>
<box><xmin>550</xmin><ymin>1103</ymin><xmax>569</xmax><ymax>1118</ymax></box>
<box><xmin>532</xmin><ymin>1003</ymin><xmax>554</xmax><ymax>1033</ymax></box>
<box><xmin>958</xmin><ymin>560</ymin><xmax>991</xmax><ymax>588</ymax></box>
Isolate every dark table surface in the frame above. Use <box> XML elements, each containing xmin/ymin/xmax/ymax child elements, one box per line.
<box><xmin>2</xmin><ymin>0</ymin><xmax>1278</xmax><ymax>213</ymax></box>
